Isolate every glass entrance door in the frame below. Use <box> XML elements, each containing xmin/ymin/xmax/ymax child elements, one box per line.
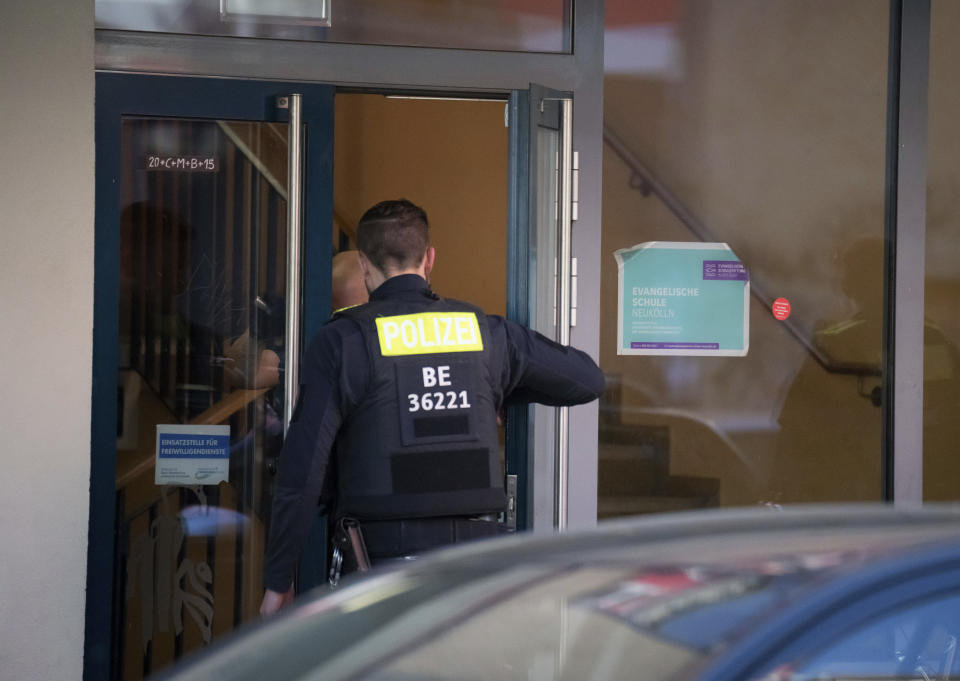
<box><xmin>117</xmin><ymin>115</ymin><xmax>288</xmax><ymax>676</ymax></box>
<box><xmin>90</xmin><ymin>75</ymin><xmax>333</xmax><ymax>681</ymax></box>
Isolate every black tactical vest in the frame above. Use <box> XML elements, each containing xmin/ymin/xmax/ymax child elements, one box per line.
<box><xmin>334</xmin><ymin>294</ymin><xmax>506</xmax><ymax>520</ymax></box>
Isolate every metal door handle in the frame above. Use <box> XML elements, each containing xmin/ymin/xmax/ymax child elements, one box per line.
<box><xmin>283</xmin><ymin>94</ymin><xmax>304</xmax><ymax>436</ymax></box>
<box><xmin>555</xmin><ymin>98</ymin><xmax>573</xmax><ymax>531</ymax></box>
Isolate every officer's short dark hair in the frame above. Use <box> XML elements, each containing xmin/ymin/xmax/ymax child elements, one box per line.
<box><xmin>356</xmin><ymin>199</ymin><xmax>430</xmax><ymax>273</ymax></box>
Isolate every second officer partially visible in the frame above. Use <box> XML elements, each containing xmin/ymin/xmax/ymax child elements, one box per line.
<box><xmin>261</xmin><ymin>199</ymin><xmax>605</xmax><ymax>614</ymax></box>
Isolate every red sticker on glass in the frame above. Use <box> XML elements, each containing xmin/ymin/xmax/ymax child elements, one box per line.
<box><xmin>772</xmin><ymin>298</ymin><xmax>791</xmax><ymax>321</ymax></box>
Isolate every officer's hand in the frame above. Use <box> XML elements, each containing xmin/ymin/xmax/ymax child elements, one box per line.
<box><xmin>260</xmin><ymin>587</ymin><xmax>295</xmax><ymax>616</ymax></box>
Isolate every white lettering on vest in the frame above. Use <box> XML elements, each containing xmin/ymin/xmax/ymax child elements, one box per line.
<box><xmin>375</xmin><ymin>313</ymin><xmax>484</xmax><ymax>355</ymax></box>
<box><xmin>455</xmin><ymin>317</ymin><xmax>473</xmax><ymax>345</ymax></box>
<box><xmin>416</xmin><ymin>318</ymin><xmax>435</xmax><ymax>347</ymax></box>
<box><xmin>381</xmin><ymin>321</ymin><xmax>400</xmax><ymax>351</ymax></box>
<box><xmin>437</xmin><ymin>365</ymin><xmax>451</xmax><ymax>386</ymax></box>
<box><xmin>400</xmin><ymin>320</ymin><xmax>418</xmax><ymax>347</ymax></box>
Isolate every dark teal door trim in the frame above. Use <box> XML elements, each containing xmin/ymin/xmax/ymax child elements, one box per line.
<box><xmin>87</xmin><ymin>73</ymin><xmax>333</xmax><ymax>681</ymax></box>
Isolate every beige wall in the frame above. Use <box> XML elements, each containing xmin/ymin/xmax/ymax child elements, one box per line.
<box><xmin>334</xmin><ymin>95</ymin><xmax>508</xmax><ymax>316</ymax></box>
<box><xmin>0</xmin><ymin>0</ymin><xmax>94</xmax><ymax>678</ymax></box>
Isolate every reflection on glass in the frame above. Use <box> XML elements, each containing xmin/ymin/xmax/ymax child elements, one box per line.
<box><xmin>530</xmin><ymin>122</ymin><xmax>560</xmax><ymax>520</ymax></box>
<box><xmin>357</xmin><ymin>568</ymin><xmax>701</xmax><ymax>681</ymax></box>
<box><xmin>357</xmin><ymin>554</ymin><xmax>894</xmax><ymax>681</ymax></box>
<box><xmin>923</xmin><ymin>1</ymin><xmax>960</xmax><ymax>502</ymax></box>
<box><xmin>787</xmin><ymin>594</ymin><xmax>960</xmax><ymax>681</ymax></box>
<box><xmin>115</xmin><ymin>117</ymin><xmax>288</xmax><ymax>679</ymax></box>
<box><xmin>532</xmin><ymin>124</ymin><xmax>559</xmax><ymax>342</ymax></box>
<box><xmin>96</xmin><ymin>0</ymin><xmax>572</xmax><ymax>53</ymax></box>
<box><xmin>599</xmin><ymin>1</ymin><xmax>889</xmax><ymax>516</ymax></box>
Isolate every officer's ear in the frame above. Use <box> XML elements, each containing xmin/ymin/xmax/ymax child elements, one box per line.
<box><xmin>423</xmin><ymin>246</ymin><xmax>435</xmax><ymax>277</ymax></box>
<box><xmin>357</xmin><ymin>251</ymin><xmax>384</xmax><ymax>292</ymax></box>
<box><xmin>357</xmin><ymin>250</ymin><xmax>371</xmax><ymax>276</ymax></box>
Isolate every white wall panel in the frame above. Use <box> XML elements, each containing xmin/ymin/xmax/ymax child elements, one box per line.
<box><xmin>0</xmin><ymin>1</ymin><xmax>94</xmax><ymax>678</ymax></box>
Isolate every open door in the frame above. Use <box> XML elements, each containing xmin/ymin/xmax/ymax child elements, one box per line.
<box><xmin>506</xmin><ymin>83</ymin><xmax>574</xmax><ymax>533</ymax></box>
<box><xmin>88</xmin><ymin>74</ymin><xmax>333</xmax><ymax>681</ymax></box>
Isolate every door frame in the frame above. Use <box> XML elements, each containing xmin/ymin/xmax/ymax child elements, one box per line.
<box><xmin>88</xmin><ymin>73</ymin><xmax>334</xmax><ymax>680</ymax></box>
<box><xmin>506</xmin><ymin>84</ymin><xmax>577</xmax><ymax>533</ymax></box>
<box><xmin>91</xmin><ymin>4</ymin><xmax>604</xmax><ymax>675</ymax></box>
<box><xmin>94</xmin><ymin>1</ymin><xmax>604</xmax><ymax>527</ymax></box>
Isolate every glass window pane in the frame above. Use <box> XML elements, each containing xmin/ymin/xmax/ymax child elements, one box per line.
<box><xmin>116</xmin><ymin>117</ymin><xmax>288</xmax><ymax>679</ymax></box>
<box><xmin>599</xmin><ymin>2</ymin><xmax>889</xmax><ymax>516</ymax></box>
<box><xmin>355</xmin><ymin>569</ymin><xmax>703</xmax><ymax>681</ymax></box>
<box><xmin>533</xmin><ymin>124</ymin><xmax>560</xmax><ymax>341</ymax></box>
<box><xmin>95</xmin><ymin>0</ymin><xmax>572</xmax><ymax>53</ymax></box>
<box><xmin>924</xmin><ymin>1</ymin><xmax>960</xmax><ymax>502</ymax></box>
<box><xmin>786</xmin><ymin>593</ymin><xmax>960</xmax><ymax>681</ymax></box>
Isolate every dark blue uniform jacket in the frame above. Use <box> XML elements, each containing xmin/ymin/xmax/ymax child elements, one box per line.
<box><xmin>264</xmin><ymin>274</ymin><xmax>604</xmax><ymax>591</ymax></box>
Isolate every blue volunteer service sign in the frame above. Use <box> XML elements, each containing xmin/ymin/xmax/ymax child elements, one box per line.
<box><xmin>155</xmin><ymin>424</ymin><xmax>231</xmax><ymax>485</ymax></box>
<box><xmin>615</xmin><ymin>242</ymin><xmax>750</xmax><ymax>356</ymax></box>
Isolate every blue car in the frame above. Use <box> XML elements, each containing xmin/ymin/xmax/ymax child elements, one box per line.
<box><xmin>155</xmin><ymin>505</ymin><xmax>960</xmax><ymax>681</ymax></box>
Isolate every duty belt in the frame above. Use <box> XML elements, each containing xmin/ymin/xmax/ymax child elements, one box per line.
<box><xmin>358</xmin><ymin>515</ymin><xmax>501</xmax><ymax>562</ymax></box>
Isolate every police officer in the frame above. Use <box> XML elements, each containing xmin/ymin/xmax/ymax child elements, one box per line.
<box><xmin>260</xmin><ymin>199</ymin><xmax>604</xmax><ymax>614</ymax></box>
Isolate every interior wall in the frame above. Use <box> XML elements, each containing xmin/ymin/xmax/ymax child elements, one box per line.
<box><xmin>0</xmin><ymin>0</ymin><xmax>94</xmax><ymax>678</ymax></box>
<box><xmin>334</xmin><ymin>95</ymin><xmax>508</xmax><ymax>316</ymax></box>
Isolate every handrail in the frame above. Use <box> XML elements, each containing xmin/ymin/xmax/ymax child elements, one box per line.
<box><xmin>284</xmin><ymin>94</ymin><xmax>304</xmax><ymax>436</ymax></box>
<box><xmin>217</xmin><ymin>122</ymin><xmax>288</xmax><ymax>199</ymax></box>
<box><xmin>603</xmin><ymin>125</ymin><xmax>879</xmax><ymax>377</ymax></box>
<box><xmin>116</xmin><ymin>387</ymin><xmax>270</xmax><ymax>489</ymax></box>
<box><xmin>221</xmin><ymin>121</ymin><xmax>356</xmax><ymax>249</ymax></box>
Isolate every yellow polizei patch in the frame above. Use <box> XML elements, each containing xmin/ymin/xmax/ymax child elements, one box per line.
<box><xmin>375</xmin><ymin>312</ymin><xmax>483</xmax><ymax>356</ymax></box>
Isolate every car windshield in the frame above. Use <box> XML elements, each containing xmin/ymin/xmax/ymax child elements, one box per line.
<box><xmin>351</xmin><ymin>567</ymin><xmax>705</xmax><ymax>681</ymax></box>
<box><xmin>159</xmin><ymin>517</ymin><xmax>960</xmax><ymax>681</ymax></box>
<box><xmin>334</xmin><ymin>556</ymin><xmax>850</xmax><ymax>681</ymax></box>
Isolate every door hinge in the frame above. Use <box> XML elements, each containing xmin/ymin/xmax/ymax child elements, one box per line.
<box><xmin>571</xmin><ymin>257</ymin><xmax>578</xmax><ymax>327</ymax></box>
<box><xmin>572</xmin><ymin>151</ymin><xmax>580</xmax><ymax>222</ymax></box>
<box><xmin>505</xmin><ymin>474</ymin><xmax>518</xmax><ymax>531</ymax></box>
<box><xmin>276</xmin><ymin>96</ymin><xmax>289</xmax><ymax>109</ymax></box>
